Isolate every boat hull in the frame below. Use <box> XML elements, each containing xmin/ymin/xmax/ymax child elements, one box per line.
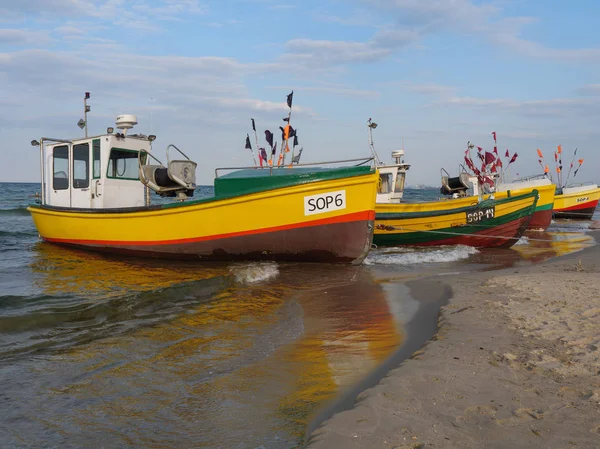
<box><xmin>28</xmin><ymin>169</ymin><xmax>378</xmax><ymax>264</ymax></box>
<box><xmin>495</xmin><ymin>182</ymin><xmax>555</xmax><ymax>231</ymax></box>
<box><xmin>553</xmin><ymin>186</ymin><xmax>600</xmax><ymax>220</ymax></box>
<box><xmin>374</xmin><ymin>191</ymin><xmax>538</xmax><ymax>249</ymax></box>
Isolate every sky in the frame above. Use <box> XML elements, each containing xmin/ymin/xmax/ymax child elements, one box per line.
<box><xmin>1</xmin><ymin>0</ymin><xmax>599</xmax><ymax>186</ymax></box>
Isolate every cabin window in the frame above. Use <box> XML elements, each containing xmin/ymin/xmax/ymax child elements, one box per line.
<box><xmin>73</xmin><ymin>143</ymin><xmax>90</xmax><ymax>189</ymax></box>
<box><xmin>107</xmin><ymin>148</ymin><xmax>142</xmax><ymax>180</ymax></box>
<box><xmin>394</xmin><ymin>172</ymin><xmax>406</xmax><ymax>193</ymax></box>
<box><xmin>53</xmin><ymin>145</ymin><xmax>69</xmax><ymax>190</ymax></box>
<box><xmin>93</xmin><ymin>139</ymin><xmax>101</xmax><ymax>179</ymax></box>
<box><xmin>378</xmin><ymin>173</ymin><xmax>393</xmax><ymax>194</ymax></box>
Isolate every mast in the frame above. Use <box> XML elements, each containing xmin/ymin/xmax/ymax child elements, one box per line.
<box><xmin>367</xmin><ymin>118</ymin><xmax>382</xmax><ymax>165</ymax></box>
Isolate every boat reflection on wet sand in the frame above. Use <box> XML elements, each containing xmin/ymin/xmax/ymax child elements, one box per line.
<box><xmin>1</xmin><ymin>247</ymin><xmax>415</xmax><ymax>449</ymax></box>
<box><xmin>467</xmin><ymin>229</ymin><xmax>595</xmax><ymax>270</ymax></box>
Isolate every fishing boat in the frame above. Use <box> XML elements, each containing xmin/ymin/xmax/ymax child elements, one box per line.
<box><xmin>374</xmin><ymin>190</ymin><xmax>538</xmax><ymax>248</ymax></box>
<box><xmin>535</xmin><ymin>146</ymin><xmax>600</xmax><ymax>220</ymax></box>
<box><xmin>366</xmin><ymin>121</ymin><xmax>538</xmax><ymax>249</ymax></box>
<box><xmin>440</xmin><ymin>136</ymin><xmax>555</xmax><ymax>231</ymax></box>
<box><xmin>27</xmin><ymin>95</ymin><xmax>379</xmax><ymax>264</ymax></box>
<box><xmin>553</xmin><ymin>183</ymin><xmax>600</xmax><ymax>219</ymax></box>
<box><xmin>441</xmin><ymin>170</ymin><xmax>555</xmax><ymax>231</ymax></box>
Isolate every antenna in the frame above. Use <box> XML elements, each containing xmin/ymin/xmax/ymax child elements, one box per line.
<box><xmin>150</xmin><ymin>96</ymin><xmax>154</xmax><ymax>135</ymax></box>
<box><xmin>367</xmin><ymin>118</ymin><xmax>382</xmax><ymax>165</ymax></box>
<box><xmin>78</xmin><ymin>92</ymin><xmax>91</xmax><ymax>137</ymax></box>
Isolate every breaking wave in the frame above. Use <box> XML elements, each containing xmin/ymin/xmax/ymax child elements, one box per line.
<box><xmin>514</xmin><ymin>236</ymin><xmax>529</xmax><ymax>245</ymax></box>
<box><xmin>0</xmin><ymin>207</ymin><xmax>30</xmax><ymax>216</ymax></box>
<box><xmin>364</xmin><ymin>245</ymin><xmax>479</xmax><ymax>265</ymax></box>
<box><xmin>229</xmin><ymin>262</ymin><xmax>279</xmax><ymax>284</ymax></box>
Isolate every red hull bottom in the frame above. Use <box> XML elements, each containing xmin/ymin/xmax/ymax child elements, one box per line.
<box><xmin>554</xmin><ymin>199</ymin><xmax>599</xmax><ymax>220</ymax></box>
<box><xmin>411</xmin><ymin>216</ymin><xmax>530</xmax><ymax>249</ymax></box>
<box><xmin>43</xmin><ymin>219</ymin><xmax>375</xmax><ymax>264</ymax></box>
<box><xmin>554</xmin><ymin>206</ymin><xmax>597</xmax><ymax>220</ymax></box>
<box><xmin>527</xmin><ymin>209</ymin><xmax>553</xmax><ymax>231</ymax></box>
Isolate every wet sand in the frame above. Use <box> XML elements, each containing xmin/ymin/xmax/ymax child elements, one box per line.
<box><xmin>307</xmin><ymin>231</ymin><xmax>600</xmax><ymax>449</ymax></box>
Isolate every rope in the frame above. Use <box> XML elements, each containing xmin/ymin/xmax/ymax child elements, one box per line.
<box><xmin>554</xmin><ymin>210</ymin><xmax>598</xmax><ymax>217</ymax></box>
<box><xmin>376</xmin><ymin>225</ymin><xmax>563</xmax><ymax>243</ymax></box>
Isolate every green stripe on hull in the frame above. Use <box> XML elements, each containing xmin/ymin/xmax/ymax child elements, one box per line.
<box><xmin>534</xmin><ymin>203</ymin><xmax>553</xmax><ymax>212</ymax></box>
<box><xmin>376</xmin><ymin>191</ymin><xmax>536</xmax><ymax>221</ymax></box>
<box><xmin>373</xmin><ymin>203</ymin><xmax>533</xmax><ymax>247</ymax></box>
<box><xmin>214</xmin><ymin>165</ymin><xmax>373</xmax><ymax>198</ymax></box>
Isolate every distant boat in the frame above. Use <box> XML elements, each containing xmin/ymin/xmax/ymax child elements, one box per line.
<box><xmin>548</xmin><ymin>148</ymin><xmax>599</xmax><ymax>220</ymax></box>
<box><xmin>553</xmin><ymin>183</ymin><xmax>600</xmax><ymax>219</ymax></box>
<box><xmin>27</xmin><ymin>99</ymin><xmax>379</xmax><ymax>264</ymax></box>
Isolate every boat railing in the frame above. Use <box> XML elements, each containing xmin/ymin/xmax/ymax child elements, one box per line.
<box><xmin>564</xmin><ymin>181</ymin><xmax>596</xmax><ymax>188</ymax></box>
<box><xmin>508</xmin><ymin>173</ymin><xmax>548</xmax><ymax>183</ymax></box>
<box><xmin>214</xmin><ymin>156</ymin><xmax>374</xmax><ymax>178</ymax></box>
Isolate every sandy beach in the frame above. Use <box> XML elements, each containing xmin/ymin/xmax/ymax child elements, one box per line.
<box><xmin>307</xmin><ymin>231</ymin><xmax>600</xmax><ymax>449</ymax></box>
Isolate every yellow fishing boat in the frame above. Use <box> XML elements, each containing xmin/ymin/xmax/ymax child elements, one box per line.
<box><xmin>441</xmin><ymin>169</ymin><xmax>555</xmax><ymax>231</ymax></box>
<box><xmin>27</xmin><ymin>110</ymin><xmax>378</xmax><ymax>263</ymax></box>
<box><xmin>365</xmin><ymin>121</ymin><xmax>538</xmax><ymax>248</ymax></box>
<box><xmin>553</xmin><ymin>184</ymin><xmax>600</xmax><ymax>219</ymax></box>
<box><xmin>374</xmin><ymin>179</ymin><xmax>538</xmax><ymax>248</ymax></box>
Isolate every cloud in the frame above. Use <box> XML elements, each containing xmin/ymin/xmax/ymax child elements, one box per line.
<box><xmin>1</xmin><ymin>0</ymin><xmax>206</xmax><ymax>31</ymax></box>
<box><xmin>0</xmin><ymin>29</ymin><xmax>50</xmax><ymax>46</ymax></box>
<box><xmin>283</xmin><ymin>27</ymin><xmax>419</xmax><ymax>66</ymax></box>
<box><xmin>0</xmin><ymin>48</ymin><xmax>312</xmax><ymax>129</ymax></box>
<box><xmin>364</xmin><ymin>0</ymin><xmax>497</xmax><ymax>29</ymax></box>
<box><xmin>433</xmin><ymin>95</ymin><xmax>600</xmax><ymax>118</ymax></box>
<box><xmin>266</xmin><ymin>85</ymin><xmax>380</xmax><ymax>98</ymax></box>
<box><xmin>400</xmin><ymin>80</ymin><xmax>600</xmax><ymax>118</ymax></box>
<box><xmin>285</xmin><ymin>39</ymin><xmax>390</xmax><ymax>65</ymax></box>
<box><xmin>0</xmin><ymin>0</ymin><xmax>91</xmax><ymax>17</ymax></box>
<box><xmin>402</xmin><ymin>83</ymin><xmax>455</xmax><ymax>96</ymax></box>
<box><xmin>577</xmin><ymin>84</ymin><xmax>600</xmax><ymax>96</ymax></box>
<box><xmin>358</xmin><ymin>0</ymin><xmax>600</xmax><ymax>63</ymax></box>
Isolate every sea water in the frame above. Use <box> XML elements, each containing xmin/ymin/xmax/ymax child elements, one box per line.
<box><xmin>0</xmin><ymin>183</ymin><xmax>595</xmax><ymax>448</ymax></box>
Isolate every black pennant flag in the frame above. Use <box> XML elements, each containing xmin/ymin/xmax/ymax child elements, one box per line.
<box><xmin>293</xmin><ymin>134</ymin><xmax>298</xmax><ymax>147</ymax></box>
<box><xmin>245</xmin><ymin>134</ymin><xmax>252</xmax><ymax>150</ymax></box>
<box><xmin>251</xmin><ymin>118</ymin><xmax>256</xmax><ymax>132</ymax></box>
<box><xmin>292</xmin><ymin>148</ymin><xmax>303</xmax><ymax>164</ymax></box>
<box><xmin>286</xmin><ymin>90</ymin><xmax>293</xmax><ymax>108</ymax></box>
<box><xmin>272</xmin><ymin>142</ymin><xmax>277</xmax><ymax>156</ymax></box>
<box><xmin>288</xmin><ymin>126</ymin><xmax>296</xmax><ymax>138</ymax></box>
<box><xmin>279</xmin><ymin>126</ymin><xmax>285</xmax><ymax>141</ymax></box>
<box><xmin>264</xmin><ymin>130</ymin><xmax>274</xmax><ymax>148</ymax></box>
<box><xmin>282</xmin><ymin>117</ymin><xmax>289</xmax><ymax>122</ymax></box>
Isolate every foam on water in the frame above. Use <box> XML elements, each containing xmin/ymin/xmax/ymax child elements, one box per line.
<box><xmin>229</xmin><ymin>262</ymin><xmax>280</xmax><ymax>284</ymax></box>
<box><xmin>514</xmin><ymin>236</ymin><xmax>529</xmax><ymax>245</ymax></box>
<box><xmin>364</xmin><ymin>245</ymin><xmax>479</xmax><ymax>265</ymax></box>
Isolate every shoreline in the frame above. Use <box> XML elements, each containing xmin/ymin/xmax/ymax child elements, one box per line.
<box><xmin>304</xmin><ymin>275</ymin><xmax>452</xmax><ymax>441</ymax></box>
<box><xmin>306</xmin><ymin>231</ymin><xmax>600</xmax><ymax>448</ymax></box>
